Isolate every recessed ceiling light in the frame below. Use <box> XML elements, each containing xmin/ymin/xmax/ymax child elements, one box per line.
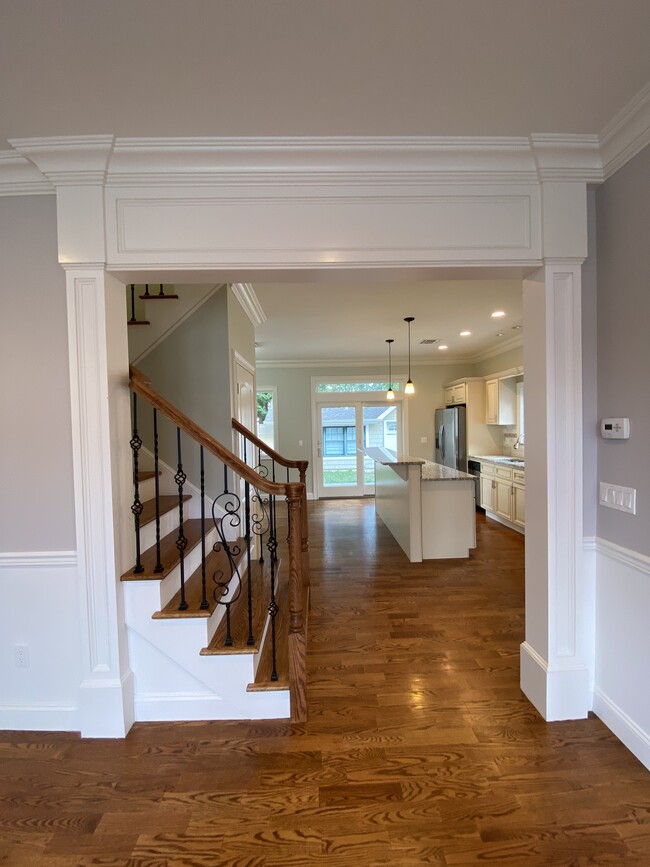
<box><xmin>459</xmin><ymin>330</ymin><xmax>471</xmax><ymax>337</ymax></box>
<box><xmin>438</xmin><ymin>344</ymin><xmax>448</xmax><ymax>350</ymax></box>
<box><xmin>491</xmin><ymin>310</ymin><xmax>506</xmax><ymax>318</ymax></box>
<box><xmin>511</xmin><ymin>324</ymin><xmax>522</xmax><ymax>330</ymax></box>
<box><xmin>496</xmin><ymin>332</ymin><xmax>504</xmax><ymax>337</ymax></box>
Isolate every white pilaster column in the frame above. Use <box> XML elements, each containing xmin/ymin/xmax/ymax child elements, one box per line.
<box><xmin>521</xmin><ymin>261</ymin><xmax>591</xmax><ymax>719</ymax></box>
<box><xmin>66</xmin><ymin>268</ymin><xmax>134</xmax><ymax>737</ymax></box>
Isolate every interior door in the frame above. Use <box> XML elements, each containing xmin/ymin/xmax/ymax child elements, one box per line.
<box><xmin>234</xmin><ymin>358</ymin><xmax>256</xmax><ymax>466</ymax></box>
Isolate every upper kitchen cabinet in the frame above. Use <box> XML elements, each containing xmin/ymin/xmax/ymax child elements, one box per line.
<box><xmin>444</xmin><ymin>383</ymin><xmax>467</xmax><ymax>406</ymax></box>
<box><xmin>485</xmin><ymin>376</ymin><xmax>517</xmax><ymax>425</ymax></box>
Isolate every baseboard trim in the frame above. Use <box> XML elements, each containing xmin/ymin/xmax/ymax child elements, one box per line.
<box><xmin>134</xmin><ymin>690</ymin><xmax>290</xmax><ymax>722</ymax></box>
<box><xmin>593</xmin><ymin>687</ymin><xmax>650</xmax><ymax>771</ymax></box>
<box><xmin>0</xmin><ymin>703</ymin><xmax>79</xmax><ymax>732</ymax></box>
<box><xmin>520</xmin><ymin>641</ymin><xmax>590</xmax><ymax>721</ymax></box>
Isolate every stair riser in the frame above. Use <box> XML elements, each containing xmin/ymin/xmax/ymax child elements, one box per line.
<box><xmin>157</xmin><ymin>526</ymin><xmax>219</xmax><ymax>609</ymax></box>
<box><xmin>138</xmin><ymin>508</ymin><xmax>181</xmax><ymax>555</ymax></box>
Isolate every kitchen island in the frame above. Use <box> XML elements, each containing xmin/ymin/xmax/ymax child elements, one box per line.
<box><xmin>365</xmin><ymin>447</ymin><xmax>476</xmax><ymax>562</ymax></box>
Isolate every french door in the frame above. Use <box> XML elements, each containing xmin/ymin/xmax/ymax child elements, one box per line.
<box><xmin>316</xmin><ymin>400</ymin><xmax>401</xmax><ymax>498</ymax></box>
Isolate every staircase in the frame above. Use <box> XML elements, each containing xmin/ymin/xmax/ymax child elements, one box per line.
<box><xmin>121</xmin><ymin>366</ymin><xmax>309</xmax><ymax>723</ymax></box>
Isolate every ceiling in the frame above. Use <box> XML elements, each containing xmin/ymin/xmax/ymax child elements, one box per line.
<box><xmin>252</xmin><ymin>278</ymin><xmax>523</xmax><ymax>365</ymax></box>
<box><xmin>1</xmin><ymin>1</ymin><xmax>649</xmax><ymax>147</ymax></box>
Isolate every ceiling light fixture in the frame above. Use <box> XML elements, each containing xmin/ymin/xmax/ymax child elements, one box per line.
<box><xmin>460</xmin><ymin>330</ymin><xmax>471</xmax><ymax>336</ymax></box>
<box><xmin>438</xmin><ymin>344</ymin><xmax>448</xmax><ymax>350</ymax></box>
<box><xmin>404</xmin><ymin>317</ymin><xmax>415</xmax><ymax>394</ymax></box>
<box><xmin>386</xmin><ymin>339</ymin><xmax>395</xmax><ymax>401</ymax></box>
<box><xmin>491</xmin><ymin>310</ymin><xmax>506</xmax><ymax>318</ymax></box>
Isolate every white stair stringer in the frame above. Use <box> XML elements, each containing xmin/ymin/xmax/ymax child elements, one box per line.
<box><xmin>125</xmin><ymin>610</ymin><xmax>290</xmax><ymax>721</ymax></box>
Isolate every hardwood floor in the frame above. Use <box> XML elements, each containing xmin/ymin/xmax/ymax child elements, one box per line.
<box><xmin>2</xmin><ymin>500</ymin><xmax>649</xmax><ymax>866</ymax></box>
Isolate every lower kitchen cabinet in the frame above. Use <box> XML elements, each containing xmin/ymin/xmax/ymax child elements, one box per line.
<box><xmin>513</xmin><ymin>482</ymin><xmax>525</xmax><ymax>528</ymax></box>
<box><xmin>478</xmin><ymin>459</ymin><xmax>525</xmax><ymax>534</ymax></box>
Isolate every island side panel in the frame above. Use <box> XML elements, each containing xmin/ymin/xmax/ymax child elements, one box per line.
<box><xmin>374</xmin><ymin>462</ymin><xmax>423</xmax><ymax>563</ymax></box>
<box><xmin>421</xmin><ymin>479</ymin><xmax>476</xmax><ymax>559</ymax></box>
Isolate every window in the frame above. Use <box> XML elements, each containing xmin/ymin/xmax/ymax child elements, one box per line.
<box><xmin>256</xmin><ymin>387</ymin><xmax>278</xmax><ymax>451</ymax></box>
<box><xmin>323</xmin><ymin>426</ymin><xmax>357</xmax><ymax>457</ymax></box>
<box><xmin>316</xmin><ymin>381</ymin><xmax>401</xmax><ymax>393</ymax></box>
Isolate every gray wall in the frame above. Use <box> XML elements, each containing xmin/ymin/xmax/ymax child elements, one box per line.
<box><xmin>472</xmin><ymin>345</ymin><xmax>523</xmax><ymax>378</ymax></box>
<box><xmin>596</xmin><ymin>145</ymin><xmax>650</xmax><ymax>555</ymax></box>
<box><xmin>582</xmin><ymin>189</ymin><xmax>599</xmax><ymax>539</ymax></box>
<box><xmin>137</xmin><ymin>285</ymin><xmax>255</xmax><ymax>494</ymax></box>
<box><xmin>0</xmin><ymin>196</ymin><xmax>76</xmax><ymax>551</ymax></box>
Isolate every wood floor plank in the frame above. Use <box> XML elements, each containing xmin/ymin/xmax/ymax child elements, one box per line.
<box><xmin>2</xmin><ymin>501</ymin><xmax>649</xmax><ymax>866</ymax></box>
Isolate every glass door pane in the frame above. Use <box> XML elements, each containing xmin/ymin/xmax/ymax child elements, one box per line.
<box><xmin>318</xmin><ymin>405</ymin><xmax>361</xmax><ymax>496</ymax></box>
<box><xmin>361</xmin><ymin>402</ymin><xmax>401</xmax><ymax>495</ymax></box>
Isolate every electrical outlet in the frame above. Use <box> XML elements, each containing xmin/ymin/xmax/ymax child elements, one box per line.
<box><xmin>15</xmin><ymin>645</ymin><xmax>29</xmax><ymax>668</ymax></box>
<box><xmin>420</xmin><ymin>436</ymin><xmax>428</xmax><ymax>444</ymax></box>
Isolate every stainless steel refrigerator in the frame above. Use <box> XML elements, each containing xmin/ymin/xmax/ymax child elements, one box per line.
<box><xmin>434</xmin><ymin>406</ymin><xmax>467</xmax><ymax>471</ymax></box>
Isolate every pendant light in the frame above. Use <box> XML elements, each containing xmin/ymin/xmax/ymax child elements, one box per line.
<box><xmin>404</xmin><ymin>316</ymin><xmax>415</xmax><ymax>394</ymax></box>
<box><xmin>386</xmin><ymin>339</ymin><xmax>395</xmax><ymax>400</ymax></box>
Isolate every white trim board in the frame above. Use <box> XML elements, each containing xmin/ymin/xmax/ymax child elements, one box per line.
<box><xmin>0</xmin><ymin>551</ymin><xmax>77</xmax><ymax>567</ymax></box>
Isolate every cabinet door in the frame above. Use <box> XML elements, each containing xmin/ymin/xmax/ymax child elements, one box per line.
<box><xmin>513</xmin><ymin>485</ymin><xmax>525</xmax><ymax>527</ymax></box>
<box><xmin>495</xmin><ymin>479</ymin><xmax>512</xmax><ymax>520</ymax></box>
<box><xmin>485</xmin><ymin>379</ymin><xmax>498</xmax><ymax>423</ymax></box>
<box><xmin>480</xmin><ymin>475</ymin><xmax>494</xmax><ymax>510</ymax></box>
<box><xmin>452</xmin><ymin>383</ymin><xmax>466</xmax><ymax>404</ymax></box>
<box><xmin>444</xmin><ymin>386</ymin><xmax>455</xmax><ymax>405</ymax></box>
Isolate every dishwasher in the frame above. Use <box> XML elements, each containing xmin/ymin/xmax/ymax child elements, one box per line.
<box><xmin>467</xmin><ymin>459</ymin><xmax>482</xmax><ymax>511</ymax></box>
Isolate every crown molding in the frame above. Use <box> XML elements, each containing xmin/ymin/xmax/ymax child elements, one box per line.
<box><xmin>599</xmin><ymin>81</ymin><xmax>650</xmax><ymax>180</ymax></box>
<box><xmin>0</xmin><ymin>152</ymin><xmax>54</xmax><ymax>195</ymax></box>
<box><xmin>470</xmin><ymin>334</ymin><xmax>524</xmax><ymax>363</ymax></box>
<box><xmin>1</xmin><ymin>89</ymin><xmax>648</xmax><ymax>198</ymax></box>
<box><xmin>8</xmin><ymin>135</ymin><xmax>115</xmax><ymax>186</ymax></box>
<box><xmin>230</xmin><ymin>282</ymin><xmax>266</xmax><ymax>326</ymax></box>
<box><xmin>529</xmin><ymin>134</ymin><xmax>602</xmax><ymax>182</ymax></box>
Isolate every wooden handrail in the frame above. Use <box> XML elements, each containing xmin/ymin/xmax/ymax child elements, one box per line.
<box><xmin>129</xmin><ymin>366</ymin><xmax>303</xmax><ymax>502</ymax></box>
<box><xmin>231</xmin><ymin>417</ymin><xmax>308</xmax><ymax>473</ymax></box>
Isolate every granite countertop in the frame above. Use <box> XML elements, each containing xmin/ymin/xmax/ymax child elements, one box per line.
<box><xmin>363</xmin><ymin>447</ymin><xmax>425</xmax><ymax>466</ymax></box>
<box><xmin>470</xmin><ymin>454</ymin><xmax>525</xmax><ymax>467</ymax></box>
<box><xmin>364</xmin><ymin>448</ymin><xmax>474</xmax><ymax>481</ymax></box>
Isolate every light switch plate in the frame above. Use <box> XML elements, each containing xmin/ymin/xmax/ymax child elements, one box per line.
<box><xmin>599</xmin><ymin>482</ymin><xmax>636</xmax><ymax>514</ymax></box>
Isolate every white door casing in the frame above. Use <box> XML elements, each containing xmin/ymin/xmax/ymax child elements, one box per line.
<box><xmin>10</xmin><ymin>136</ymin><xmax>593</xmax><ymax>733</ymax></box>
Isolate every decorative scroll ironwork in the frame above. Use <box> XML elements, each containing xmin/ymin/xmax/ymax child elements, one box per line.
<box><xmin>175</xmin><ymin>428</ymin><xmax>188</xmax><ymax>611</ymax></box>
<box><xmin>130</xmin><ymin>393</ymin><xmax>144</xmax><ymax>574</ymax></box>
<box><xmin>210</xmin><ymin>471</ymin><xmax>244</xmax><ymax>646</ymax></box>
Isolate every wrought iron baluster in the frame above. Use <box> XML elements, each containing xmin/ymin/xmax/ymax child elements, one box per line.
<box><xmin>272</xmin><ymin>459</ymin><xmax>278</xmax><ymax>562</ymax></box>
<box><xmin>130</xmin><ymin>394</ymin><xmax>144</xmax><ymax>574</ymax></box>
<box><xmin>175</xmin><ymin>428</ymin><xmax>188</xmax><ymax>611</ymax></box>
<box><xmin>210</xmin><ymin>463</ymin><xmax>243</xmax><ymax>646</ymax></box>
<box><xmin>153</xmin><ymin>409</ymin><xmax>163</xmax><ymax>573</ymax></box>
<box><xmin>245</xmin><ymin>479</ymin><xmax>254</xmax><ymax>645</ymax></box>
<box><xmin>128</xmin><ymin>284</ymin><xmax>137</xmax><ymax>324</ymax></box>
<box><xmin>199</xmin><ymin>446</ymin><xmax>208</xmax><ymax>610</ymax></box>
<box><xmin>142</xmin><ymin>283</ymin><xmax>151</xmax><ymax>298</ymax></box>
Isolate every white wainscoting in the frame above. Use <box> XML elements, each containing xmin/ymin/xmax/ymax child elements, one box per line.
<box><xmin>593</xmin><ymin>537</ymin><xmax>650</xmax><ymax>771</ymax></box>
<box><xmin>0</xmin><ymin>552</ymin><xmax>81</xmax><ymax>731</ymax></box>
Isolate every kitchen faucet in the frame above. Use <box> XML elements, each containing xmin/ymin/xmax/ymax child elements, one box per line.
<box><xmin>513</xmin><ymin>434</ymin><xmax>525</xmax><ymax>450</ymax></box>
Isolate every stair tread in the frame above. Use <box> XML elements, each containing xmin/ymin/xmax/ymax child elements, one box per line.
<box><xmin>248</xmin><ymin>565</ymin><xmax>289</xmax><ymax>691</ymax></box>
<box><xmin>139</xmin><ymin>293</ymin><xmax>179</xmax><ymax>300</ymax></box>
<box><xmin>121</xmin><ymin>516</ymin><xmax>209</xmax><ymax>581</ymax></box>
<box><xmin>201</xmin><ymin>552</ymin><xmax>276</xmax><ymax>655</ymax></box>
<box><xmin>153</xmin><ymin>539</ymin><xmax>246</xmax><ymax>618</ymax></box>
<box><xmin>141</xmin><ymin>494</ymin><xmax>190</xmax><ymax>527</ymax></box>
<box><xmin>137</xmin><ymin>470</ymin><xmax>159</xmax><ymax>482</ymax></box>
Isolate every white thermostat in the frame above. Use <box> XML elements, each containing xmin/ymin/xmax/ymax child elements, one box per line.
<box><xmin>600</xmin><ymin>418</ymin><xmax>630</xmax><ymax>439</ymax></box>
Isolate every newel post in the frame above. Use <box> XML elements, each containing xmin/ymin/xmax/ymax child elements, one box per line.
<box><xmin>287</xmin><ymin>486</ymin><xmax>307</xmax><ymax>723</ymax></box>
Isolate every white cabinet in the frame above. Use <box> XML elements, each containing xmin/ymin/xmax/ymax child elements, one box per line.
<box><xmin>479</xmin><ymin>460</ymin><xmax>525</xmax><ymax>533</ymax></box>
<box><xmin>485</xmin><ymin>377</ymin><xmax>516</xmax><ymax>425</ymax></box>
<box><xmin>480</xmin><ymin>461</ymin><xmax>495</xmax><ymax>511</ymax></box>
<box><xmin>512</xmin><ymin>468</ymin><xmax>525</xmax><ymax>528</ymax></box>
<box><xmin>494</xmin><ymin>464</ymin><xmax>514</xmax><ymax>520</ymax></box>
<box><xmin>444</xmin><ymin>383</ymin><xmax>467</xmax><ymax>406</ymax></box>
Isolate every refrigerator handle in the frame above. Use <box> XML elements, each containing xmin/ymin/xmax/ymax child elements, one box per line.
<box><xmin>439</xmin><ymin>424</ymin><xmax>445</xmax><ymax>461</ymax></box>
